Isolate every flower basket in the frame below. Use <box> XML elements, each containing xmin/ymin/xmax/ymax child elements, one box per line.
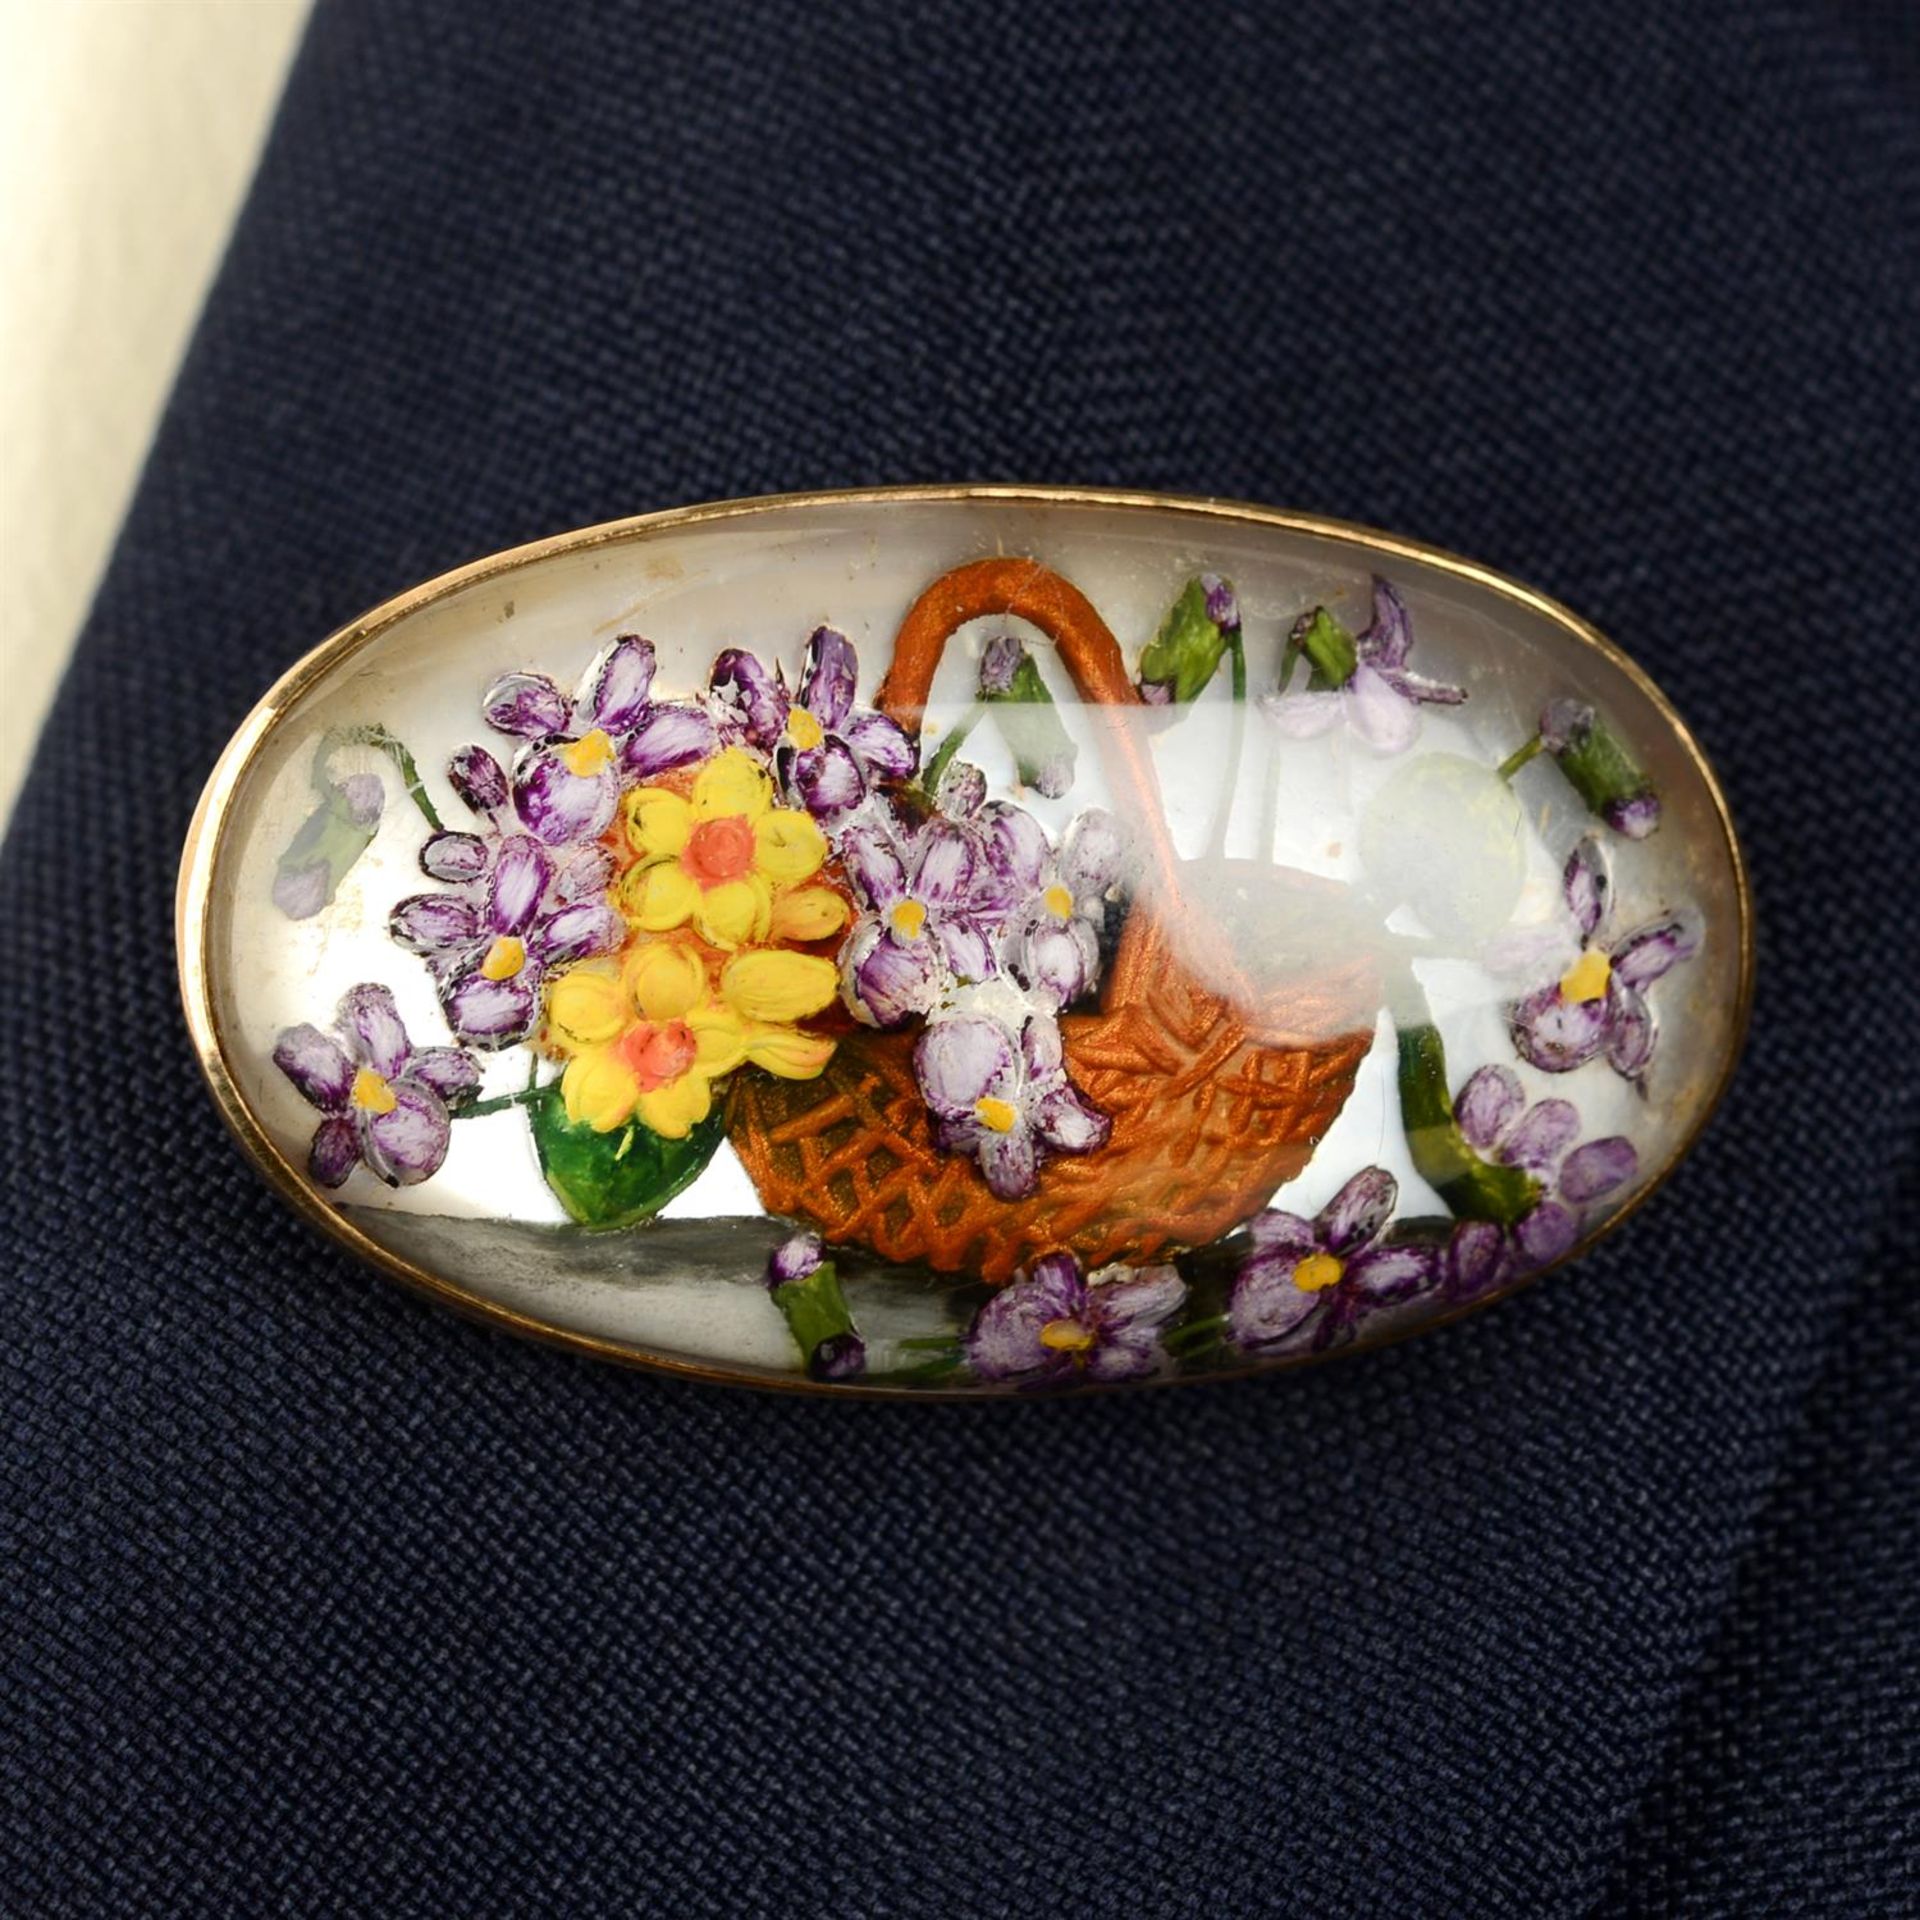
<box><xmin>728</xmin><ymin>558</ymin><xmax>1381</xmax><ymax>1284</ymax></box>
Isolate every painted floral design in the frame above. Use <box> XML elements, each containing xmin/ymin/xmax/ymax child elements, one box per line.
<box><xmin>977</xmin><ymin>633</ymin><xmax>1078</xmax><ymax>794</ymax></box>
<box><xmin>543</xmin><ymin>939</ymin><xmax>836</xmax><ymax>1137</ymax></box>
<box><xmin>419</xmin><ymin>740</ymin><xmax>616</xmax><ymax>897</ymax></box>
<box><xmin>1510</xmin><ymin>837</ymin><xmax>1699</xmax><ymax>1079</ymax></box>
<box><xmin>389</xmin><ymin>834</ymin><xmax>625</xmax><ymax>1048</ymax></box>
<box><xmin>966</xmin><ymin>1252</ymin><xmax>1185</xmax><ymax>1386</ymax></box>
<box><xmin>483</xmin><ymin>635</ymin><xmax>714</xmax><ymax>847</ymax></box>
<box><xmin>997</xmin><ymin>808</ymin><xmax>1129</xmax><ymax>1011</ymax></box>
<box><xmin>912</xmin><ymin>1012</ymin><xmax>1110</xmax><ymax>1200</ymax></box>
<box><xmin>1261</xmin><ymin>577</ymin><xmax>1465</xmax><ymax>753</ymax></box>
<box><xmin>766</xmin><ymin>1232</ymin><xmax>867</xmax><ymax>1381</ymax></box>
<box><xmin>1443</xmin><ymin>1064</ymin><xmax>1639</xmax><ymax>1297</ymax></box>
<box><xmin>769</xmin><ymin>1231</ymin><xmax>827</xmax><ymax>1284</ymax></box>
<box><xmin>258</xmin><ymin>549</ymin><xmax>1700</xmax><ymax>1392</ymax></box>
<box><xmin>1227</xmin><ymin>1168</ymin><xmax>1437</xmax><ymax>1355</ymax></box>
<box><xmin>273</xmin><ymin>984</ymin><xmax>478</xmax><ymax>1187</ymax></box>
<box><xmin>709</xmin><ymin>626</ymin><xmax>917</xmax><ymax>821</ymax></box>
<box><xmin>838</xmin><ymin>813</ymin><xmax>1010</xmax><ymax>1027</ymax></box>
<box><xmin>838</xmin><ymin>771</ymin><xmax>1125</xmax><ymax>1032</ymax></box>
<box><xmin>1538</xmin><ymin>698</ymin><xmax>1662</xmax><ymax>840</ymax></box>
<box><xmin>615</xmin><ymin>748</ymin><xmax>847</xmax><ymax>952</ymax></box>
<box><xmin>273</xmin><ymin>771</ymin><xmax>384</xmax><ymax>919</ymax></box>
<box><xmin>1136</xmin><ymin>573</ymin><xmax>1241</xmax><ymax>707</ymax></box>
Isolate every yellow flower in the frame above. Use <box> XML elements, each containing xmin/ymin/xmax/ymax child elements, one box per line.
<box><xmin>543</xmin><ymin>937</ymin><xmax>840</xmax><ymax>1137</ymax></box>
<box><xmin>719</xmin><ymin>949</ymin><xmax>840</xmax><ymax>1078</ymax></box>
<box><xmin>769</xmin><ymin>886</ymin><xmax>850</xmax><ymax>943</ymax></box>
<box><xmin>615</xmin><ymin>748</ymin><xmax>836</xmax><ymax>950</ymax></box>
<box><xmin>720</xmin><ymin>950</ymin><xmax>839</xmax><ymax>1024</ymax></box>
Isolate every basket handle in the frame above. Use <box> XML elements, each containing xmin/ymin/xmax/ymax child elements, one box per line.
<box><xmin>877</xmin><ymin>557</ymin><xmax>1187</xmax><ymax>908</ymax></box>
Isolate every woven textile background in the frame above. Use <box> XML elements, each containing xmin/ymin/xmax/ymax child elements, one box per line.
<box><xmin>5</xmin><ymin>1</ymin><xmax>1915</xmax><ymax>1911</ymax></box>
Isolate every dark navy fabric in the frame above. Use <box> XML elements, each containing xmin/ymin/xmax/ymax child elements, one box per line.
<box><xmin>4</xmin><ymin>1</ymin><xmax>1915</xmax><ymax>1911</ymax></box>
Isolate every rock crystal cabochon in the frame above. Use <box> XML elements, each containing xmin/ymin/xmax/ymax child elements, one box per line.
<box><xmin>179</xmin><ymin>488</ymin><xmax>1750</xmax><ymax>1394</ymax></box>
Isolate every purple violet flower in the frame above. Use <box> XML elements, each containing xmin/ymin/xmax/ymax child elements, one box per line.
<box><xmin>838</xmin><ymin>814</ymin><xmax>1017</xmax><ymax>1028</ymax></box>
<box><xmin>1227</xmin><ymin>1168</ymin><xmax>1438</xmax><ymax>1355</ymax></box>
<box><xmin>1601</xmin><ymin>790</ymin><xmax>1663</xmax><ymax>842</ymax></box>
<box><xmin>1510</xmin><ymin>837</ymin><xmax>1699</xmax><ymax>1080</ymax></box>
<box><xmin>272</xmin><ymin>984</ymin><xmax>478</xmax><ymax>1189</ymax></box>
<box><xmin>419</xmin><ymin>740</ymin><xmax>620</xmax><ymax>895</ymax></box>
<box><xmin>930</xmin><ymin>750</ymin><xmax>1106</xmax><ymax>927</ymax></box>
<box><xmin>768</xmin><ymin>1231</ymin><xmax>827</xmax><ymax>1287</ymax></box>
<box><xmin>996</xmin><ymin>808</ymin><xmax>1130</xmax><ymax>1011</ymax></box>
<box><xmin>707</xmin><ymin>628</ymin><xmax>916</xmax><ymax>822</ymax></box>
<box><xmin>1444</xmin><ymin>1063</ymin><xmax>1640</xmax><ymax>1295</ymax></box>
<box><xmin>389</xmin><ymin>827</ymin><xmax>624</xmax><ymax>1048</ymax></box>
<box><xmin>1202</xmin><ymin>575</ymin><xmax>1240</xmax><ymax>630</ymax></box>
<box><xmin>966</xmin><ymin>1252</ymin><xmax>1185</xmax><ymax>1387</ymax></box>
<box><xmin>482</xmin><ymin>635</ymin><xmax>718</xmax><ymax>847</ymax></box>
<box><xmin>912</xmin><ymin>1013</ymin><xmax>1111</xmax><ymax>1200</ymax></box>
<box><xmin>1261</xmin><ymin>578</ymin><xmax>1465</xmax><ymax>755</ymax></box>
<box><xmin>977</xmin><ymin>632</ymin><xmax>1022</xmax><ymax>697</ymax></box>
<box><xmin>396</xmin><ymin>739</ymin><xmax>625</xmax><ymax>1046</ymax></box>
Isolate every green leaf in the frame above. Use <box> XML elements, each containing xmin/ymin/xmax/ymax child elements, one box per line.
<box><xmin>1138</xmin><ymin>577</ymin><xmax>1229</xmax><ymax>703</ymax></box>
<box><xmin>1294</xmin><ymin>607</ymin><xmax>1359</xmax><ymax>692</ymax></box>
<box><xmin>527</xmin><ymin>1085</ymin><xmax>724</xmax><ymax>1231</ymax></box>
<box><xmin>983</xmin><ymin>649</ymin><xmax>1078</xmax><ymax>796</ymax></box>
<box><xmin>1542</xmin><ymin>702</ymin><xmax>1659</xmax><ymax>836</ymax></box>
<box><xmin>272</xmin><ymin>782</ymin><xmax>380</xmax><ymax>919</ymax></box>
<box><xmin>1395</xmin><ymin>1024</ymin><xmax>1539</xmax><ymax>1226</ymax></box>
<box><xmin>769</xmin><ymin>1257</ymin><xmax>863</xmax><ymax>1379</ymax></box>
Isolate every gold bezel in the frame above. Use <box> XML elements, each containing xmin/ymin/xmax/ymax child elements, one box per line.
<box><xmin>176</xmin><ymin>484</ymin><xmax>1755</xmax><ymax>1396</ymax></box>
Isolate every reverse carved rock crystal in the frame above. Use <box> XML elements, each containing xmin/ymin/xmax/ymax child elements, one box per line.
<box><xmin>180</xmin><ymin>488</ymin><xmax>1750</xmax><ymax>1393</ymax></box>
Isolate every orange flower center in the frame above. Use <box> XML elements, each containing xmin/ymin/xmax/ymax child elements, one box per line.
<box><xmin>974</xmin><ymin>1095</ymin><xmax>1019</xmax><ymax>1134</ymax></box>
<box><xmin>681</xmin><ymin>815</ymin><xmax>756</xmax><ymax>888</ymax></box>
<box><xmin>614</xmin><ymin>1018</ymin><xmax>699</xmax><ymax>1092</ymax></box>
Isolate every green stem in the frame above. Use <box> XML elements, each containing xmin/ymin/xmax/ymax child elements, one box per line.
<box><xmin>1274</xmin><ymin>632</ymin><xmax>1303</xmax><ymax>699</ymax></box>
<box><xmin>1496</xmin><ymin>734</ymin><xmax>1544</xmax><ymax>784</ymax></box>
<box><xmin>920</xmin><ymin>702</ymin><xmax>985</xmax><ymax>797</ymax></box>
<box><xmin>455</xmin><ymin>1084</ymin><xmax>547</xmax><ymax>1120</ymax></box>
<box><xmin>890</xmin><ymin>1354</ymin><xmax>968</xmax><ymax>1385</ymax></box>
<box><xmin>1395</xmin><ymin>1019</ymin><xmax>1539</xmax><ymax>1225</ymax></box>
<box><xmin>326</xmin><ymin>724</ymin><xmax>443</xmax><ymax>830</ymax></box>
<box><xmin>1164</xmin><ymin>1312</ymin><xmax>1229</xmax><ymax>1357</ymax></box>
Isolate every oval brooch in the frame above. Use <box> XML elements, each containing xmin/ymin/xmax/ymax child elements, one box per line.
<box><xmin>178</xmin><ymin>487</ymin><xmax>1751</xmax><ymax>1394</ymax></box>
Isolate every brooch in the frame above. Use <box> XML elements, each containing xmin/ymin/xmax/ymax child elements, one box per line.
<box><xmin>178</xmin><ymin>487</ymin><xmax>1751</xmax><ymax>1393</ymax></box>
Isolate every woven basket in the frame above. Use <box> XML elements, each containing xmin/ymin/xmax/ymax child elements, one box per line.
<box><xmin>728</xmin><ymin>557</ymin><xmax>1380</xmax><ymax>1284</ymax></box>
